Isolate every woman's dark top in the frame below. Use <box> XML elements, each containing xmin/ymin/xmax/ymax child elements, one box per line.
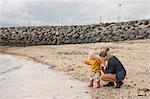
<box><xmin>106</xmin><ymin>55</ymin><xmax>126</xmax><ymax>81</ymax></box>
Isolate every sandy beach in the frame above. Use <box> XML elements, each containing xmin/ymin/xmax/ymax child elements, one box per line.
<box><xmin>0</xmin><ymin>54</ymin><xmax>90</xmax><ymax>99</ymax></box>
<box><xmin>0</xmin><ymin>39</ymin><xmax>150</xmax><ymax>98</ymax></box>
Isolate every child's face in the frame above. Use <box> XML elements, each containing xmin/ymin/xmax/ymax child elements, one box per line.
<box><xmin>90</xmin><ymin>54</ymin><xmax>97</xmax><ymax>59</ymax></box>
<box><xmin>100</xmin><ymin>56</ymin><xmax>107</xmax><ymax>61</ymax></box>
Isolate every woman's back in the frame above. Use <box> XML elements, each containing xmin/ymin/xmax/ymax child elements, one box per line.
<box><xmin>106</xmin><ymin>56</ymin><xmax>126</xmax><ymax>74</ymax></box>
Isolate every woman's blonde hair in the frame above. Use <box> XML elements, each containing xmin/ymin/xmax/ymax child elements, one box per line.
<box><xmin>99</xmin><ymin>48</ymin><xmax>112</xmax><ymax>61</ymax></box>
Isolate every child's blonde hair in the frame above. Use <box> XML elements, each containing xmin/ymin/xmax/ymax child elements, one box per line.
<box><xmin>87</xmin><ymin>49</ymin><xmax>98</xmax><ymax>59</ymax></box>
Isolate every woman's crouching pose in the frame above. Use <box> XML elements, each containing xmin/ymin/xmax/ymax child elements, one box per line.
<box><xmin>100</xmin><ymin>48</ymin><xmax>126</xmax><ymax>88</ymax></box>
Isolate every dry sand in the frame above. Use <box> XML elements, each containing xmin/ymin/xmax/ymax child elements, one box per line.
<box><xmin>0</xmin><ymin>39</ymin><xmax>150</xmax><ymax>98</ymax></box>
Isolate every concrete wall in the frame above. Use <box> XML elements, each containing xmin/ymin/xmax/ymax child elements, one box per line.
<box><xmin>0</xmin><ymin>19</ymin><xmax>150</xmax><ymax>46</ymax></box>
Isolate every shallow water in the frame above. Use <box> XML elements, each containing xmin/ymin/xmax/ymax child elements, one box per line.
<box><xmin>0</xmin><ymin>54</ymin><xmax>91</xmax><ymax>99</ymax></box>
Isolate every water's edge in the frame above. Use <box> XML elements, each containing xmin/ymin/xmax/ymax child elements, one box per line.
<box><xmin>0</xmin><ymin>53</ymin><xmax>90</xmax><ymax>99</ymax></box>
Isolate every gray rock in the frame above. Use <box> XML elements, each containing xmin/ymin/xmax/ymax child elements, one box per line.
<box><xmin>0</xmin><ymin>19</ymin><xmax>150</xmax><ymax>46</ymax></box>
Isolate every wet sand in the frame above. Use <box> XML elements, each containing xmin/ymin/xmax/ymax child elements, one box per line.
<box><xmin>0</xmin><ymin>54</ymin><xmax>90</xmax><ymax>99</ymax></box>
<box><xmin>0</xmin><ymin>39</ymin><xmax>150</xmax><ymax>98</ymax></box>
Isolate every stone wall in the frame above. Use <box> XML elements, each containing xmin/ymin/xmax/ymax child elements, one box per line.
<box><xmin>0</xmin><ymin>19</ymin><xmax>150</xmax><ymax>46</ymax></box>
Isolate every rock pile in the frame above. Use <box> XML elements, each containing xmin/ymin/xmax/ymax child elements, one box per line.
<box><xmin>0</xmin><ymin>19</ymin><xmax>150</xmax><ymax>46</ymax></box>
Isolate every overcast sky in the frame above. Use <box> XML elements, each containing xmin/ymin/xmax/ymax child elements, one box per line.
<box><xmin>0</xmin><ymin>0</ymin><xmax>150</xmax><ymax>26</ymax></box>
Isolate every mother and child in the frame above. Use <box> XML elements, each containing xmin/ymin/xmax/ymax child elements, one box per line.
<box><xmin>84</xmin><ymin>48</ymin><xmax>126</xmax><ymax>88</ymax></box>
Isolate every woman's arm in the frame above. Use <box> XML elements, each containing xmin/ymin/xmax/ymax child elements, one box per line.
<box><xmin>101</xmin><ymin>62</ymin><xmax>107</xmax><ymax>74</ymax></box>
<box><xmin>101</xmin><ymin>66</ymin><xmax>107</xmax><ymax>74</ymax></box>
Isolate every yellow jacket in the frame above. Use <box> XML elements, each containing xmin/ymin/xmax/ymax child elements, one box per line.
<box><xmin>85</xmin><ymin>58</ymin><xmax>104</xmax><ymax>72</ymax></box>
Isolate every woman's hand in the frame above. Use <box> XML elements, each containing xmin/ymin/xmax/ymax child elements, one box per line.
<box><xmin>101</xmin><ymin>64</ymin><xmax>107</xmax><ymax>74</ymax></box>
<box><xmin>101</xmin><ymin>64</ymin><xmax>106</xmax><ymax>70</ymax></box>
<box><xmin>101</xmin><ymin>70</ymin><xmax>105</xmax><ymax>75</ymax></box>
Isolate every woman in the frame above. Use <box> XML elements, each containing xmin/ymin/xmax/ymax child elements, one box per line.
<box><xmin>100</xmin><ymin>48</ymin><xmax>126</xmax><ymax>88</ymax></box>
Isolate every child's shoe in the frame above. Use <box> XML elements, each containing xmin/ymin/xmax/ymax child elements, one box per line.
<box><xmin>88</xmin><ymin>79</ymin><xmax>93</xmax><ymax>87</ymax></box>
<box><xmin>95</xmin><ymin>80</ymin><xmax>100</xmax><ymax>88</ymax></box>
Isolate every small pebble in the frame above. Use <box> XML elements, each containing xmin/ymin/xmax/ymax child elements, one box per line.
<box><xmin>137</xmin><ymin>91</ymin><xmax>147</xmax><ymax>96</ymax></box>
<box><xmin>133</xmin><ymin>84</ymin><xmax>137</xmax><ymax>86</ymax></box>
<box><xmin>138</xmin><ymin>93</ymin><xmax>146</xmax><ymax>96</ymax></box>
<box><xmin>70</xmin><ymin>69</ymin><xmax>74</xmax><ymax>71</ymax></box>
<box><xmin>140</xmin><ymin>88</ymin><xmax>150</xmax><ymax>92</ymax></box>
<box><xmin>126</xmin><ymin>85</ymin><xmax>131</xmax><ymax>87</ymax></box>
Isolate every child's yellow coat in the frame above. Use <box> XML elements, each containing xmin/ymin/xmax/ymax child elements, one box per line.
<box><xmin>85</xmin><ymin>59</ymin><xmax>104</xmax><ymax>72</ymax></box>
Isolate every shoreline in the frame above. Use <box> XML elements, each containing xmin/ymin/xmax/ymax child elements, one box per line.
<box><xmin>0</xmin><ymin>50</ymin><xmax>88</xmax><ymax>82</ymax></box>
<box><xmin>0</xmin><ymin>54</ymin><xmax>90</xmax><ymax>99</ymax></box>
<box><xmin>0</xmin><ymin>39</ymin><xmax>150</xmax><ymax>98</ymax></box>
<box><xmin>0</xmin><ymin>39</ymin><xmax>150</xmax><ymax>84</ymax></box>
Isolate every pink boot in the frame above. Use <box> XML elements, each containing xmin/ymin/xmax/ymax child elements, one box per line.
<box><xmin>95</xmin><ymin>80</ymin><xmax>100</xmax><ymax>88</ymax></box>
<box><xmin>88</xmin><ymin>79</ymin><xmax>93</xmax><ymax>87</ymax></box>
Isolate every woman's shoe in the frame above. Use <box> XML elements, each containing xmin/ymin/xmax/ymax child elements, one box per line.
<box><xmin>115</xmin><ymin>81</ymin><xmax>123</xmax><ymax>88</ymax></box>
<box><xmin>103</xmin><ymin>82</ymin><xmax>114</xmax><ymax>87</ymax></box>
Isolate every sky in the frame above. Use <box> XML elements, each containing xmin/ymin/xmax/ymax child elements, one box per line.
<box><xmin>0</xmin><ymin>0</ymin><xmax>150</xmax><ymax>27</ymax></box>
